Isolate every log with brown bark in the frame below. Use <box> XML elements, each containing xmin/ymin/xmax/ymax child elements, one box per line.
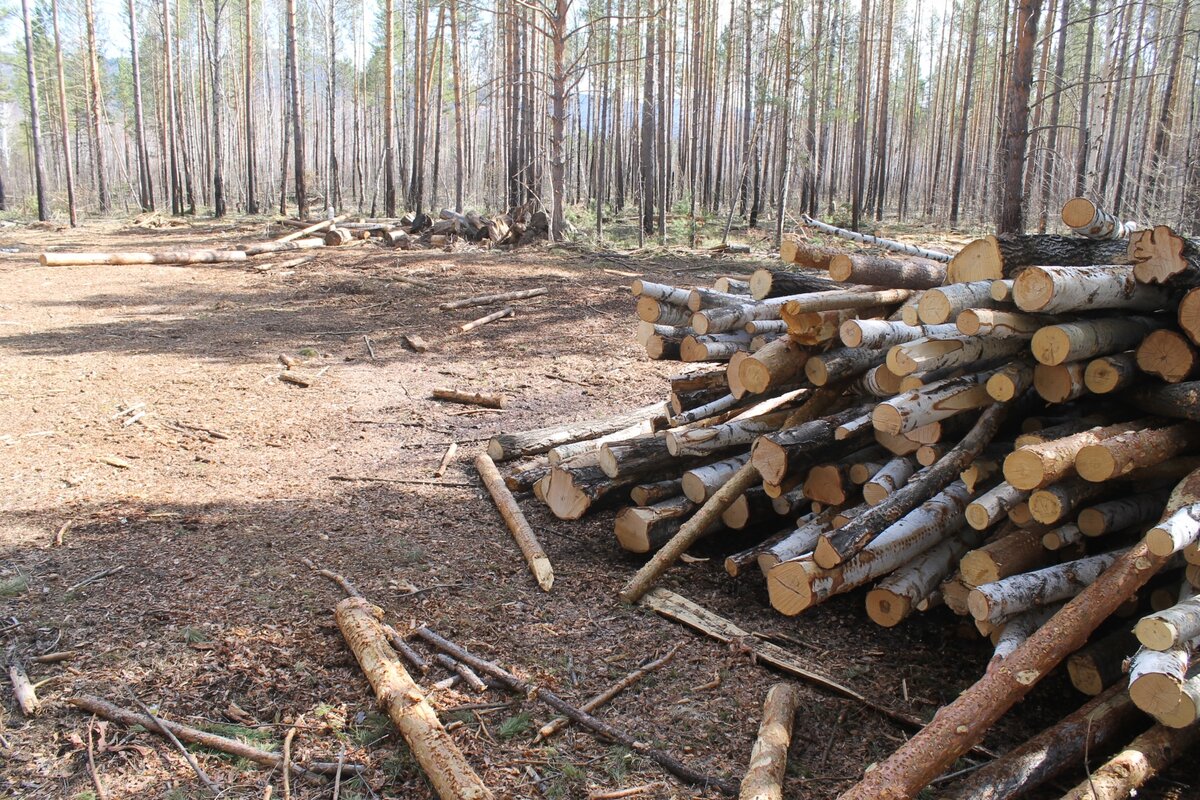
<box><xmin>774</xmin><ymin>240</ymin><xmax>837</xmax><ymax>271</ymax></box>
<box><xmin>827</xmin><ymin>253</ymin><xmax>946</xmax><ymax>289</ymax></box>
<box><xmin>750</xmin><ymin>405</ymin><xmax>868</xmax><ymax>486</ymax></box>
<box><xmin>738</xmin><ymin>337</ymin><xmax>808</xmax><ymax>394</ymax></box>
<box><xmin>1075</xmin><ymin>422</ymin><xmax>1200</xmax><ymax>483</ymax></box>
<box><xmin>615</xmin><ymin>495</ymin><xmax>700</xmax><ymax>553</ymax></box>
<box><xmin>834</xmin><ymin>535</ymin><xmax>1171</xmax><ymax>800</ymax></box>
<box><xmin>1136</xmin><ymin>328</ymin><xmax>1200</xmax><ymax>383</ymax></box>
<box><xmin>1077</xmin><ymin>492</ymin><xmax>1168</xmax><ymax>537</ymax></box>
<box><xmin>1002</xmin><ymin>420</ymin><xmax>1145</xmax><ymax>490</ymax></box>
<box><xmin>940</xmin><ymin>682</ymin><xmax>1139</xmax><ymax>800</ymax></box>
<box><xmin>1058</xmin><ymin>723</ymin><xmax>1199</xmax><ymax>800</ymax></box>
<box><xmin>335</xmin><ymin>598</ymin><xmax>493</xmax><ymax>799</ymax></box>
<box><xmin>959</xmin><ymin>524</ymin><xmax>1048</xmax><ymax>585</ymax></box>
<box><xmin>745</xmin><ymin>268</ymin><xmax>842</xmax><ymax>299</ymax></box>
<box><xmin>1083</xmin><ymin>352</ymin><xmax>1139</xmax><ymax>394</ymax></box>
<box><xmin>738</xmin><ymin>683</ymin><xmax>801</xmax><ymax>800</ymax></box>
<box><xmin>475</xmin><ymin>454</ymin><xmax>554</xmax><ymax>590</ymax></box>
<box><xmin>1032</xmin><ymin>362</ymin><xmax>1088</xmax><ymax>404</ymax></box>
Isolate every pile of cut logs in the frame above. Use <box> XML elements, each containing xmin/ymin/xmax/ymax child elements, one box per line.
<box><xmin>490</xmin><ymin>197</ymin><xmax>1200</xmax><ymax>799</ymax></box>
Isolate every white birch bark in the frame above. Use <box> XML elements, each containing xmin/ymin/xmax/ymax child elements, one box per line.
<box><xmin>968</xmin><ymin>549</ymin><xmax>1130</xmax><ymax>624</ymax></box>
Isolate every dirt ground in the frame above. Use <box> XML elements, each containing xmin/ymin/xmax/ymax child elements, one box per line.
<box><xmin>0</xmin><ymin>219</ymin><xmax>1193</xmax><ymax>800</ymax></box>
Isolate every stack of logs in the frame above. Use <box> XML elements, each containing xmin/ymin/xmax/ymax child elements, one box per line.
<box><xmin>490</xmin><ymin>197</ymin><xmax>1200</xmax><ymax>799</ymax></box>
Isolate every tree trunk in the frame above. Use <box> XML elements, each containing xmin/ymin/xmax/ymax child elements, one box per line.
<box><xmin>21</xmin><ymin>0</ymin><xmax>48</xmax><ymax>221</ymax></box>
<box><xmin>210</xmin><ymin>0</ymin><xmax>225</xmax><ymax>216</ymax></box>
<box><xmin>84</xmin><ymin>0</ymin><xmax>109</xmax><ymax>213</ymax></box>
<box><xmin>285</xmin><ymin>0</ymin><xmax>306</xmax><ymax>218</ymax></box>
<box><xmin>995</xmin><ymin>0</ymin><xmax>1043</xmax><ymax>234</ymax></box>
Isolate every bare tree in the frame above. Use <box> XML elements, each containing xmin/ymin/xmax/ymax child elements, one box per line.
<box><xmin>50</xmin><ymin>0</ymin><xmax>76</xmax><ymax>225</ymax></box>
<box><xmin>83</xmin><ymin>0</ymin><xmax>110</xmax><ymax>212</ymax></box>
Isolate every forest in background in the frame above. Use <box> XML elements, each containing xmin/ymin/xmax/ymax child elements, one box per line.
<box><xmin>3</xmin><ymin>0</ymin><xmax>1199</xmax><ymax>243</ymax></box>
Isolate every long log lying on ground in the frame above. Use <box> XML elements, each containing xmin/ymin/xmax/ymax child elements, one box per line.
<box><xmin>69</xmin><ymin>695</ymin><xmax>361</xmax><ymax>781</ymax></box>
<box><xmin>240</xmin><ymin>238</ymin><xmax>326</xmax><ymax>255</ymax></box>
<box><xmin>337</xmin><ymin>597</ymin><xmax>492</xmax><ymax>799</ymax></box>
<box><xmin>475</xmin><ymin>454</ymin><xmax>554</xmax><ymax>590</ymax></box>
<box><xmin>940</xmin><ymin>683</ymin><xmax>1140</xmax><ymax>800</ymax></box>
<box><xmin>738</xmin><ymin>683</ymin><xmax>800</xmax><ymax>800</ymax></box>
<box><xmin>40</xmin><ymin>250</ymin><xmax>249</xmax><ymax>266</ymax></box>
<box><xmin>487</xmin><ymin>402</ymin><xmax>669</xmax><ymax>461</ymax></box>
<box><xmin>414</xmin><ymin>626</ymin><xmax>738</xmax><ymax>795</ymax></box>
<box><xmin>439</xmin><ymin>288</ymin><xmax>547</xmax><ymax>310</ymax></box>
<box><xmin>1058</xmin><ymin>723</ymin><xmax>1199</xmax><ymax>800</ymax></box>
<box><xmin>834</xmin><ymin>467</ymin><xmax>1190</xmax><ymax>800</ymax></box>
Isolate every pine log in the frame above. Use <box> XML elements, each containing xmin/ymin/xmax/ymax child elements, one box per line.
<box><xmin>739</xmin><ymin>337</ymin><xmax>809</xmax><ymax>394</ymax></box>
<box><xmin>683</xmin><ymin>454</ymin><xmax>752</xmax><ymax>503</ymax></box>
<box><xmin>1028</xmin><ymin>477</ymin><xmax>1106</xmax><ymax>525</ymax></box>
<box><xmin>838</xmin><ymin>320</ymin><xmax>954</xmax><ymax>349</ymax></box>
<box><xmin>598</xmin><ymin>434</ymin><xmax>676</xmax><ymax>479</ymax></box>
<box><xmin>1003</xmin><ymin>420</ymin><xmax>1145</xmax><ymax>490</ymax></box>
<box><xmin>799</xmin><ymin>216</ymin><xmax>952</xmax><ymax>261</ymax></box>
<box><xmin>1067</xmin><ymin>625</ymin><xmax>1138</xmax><ymax>696</ymax></box>
<box><xmin>1031</xmin><ymin>316</ymin><xmax>1164</xmax><ymax>366</ymax></box>
<box><xmin>671</xmin><ymin>369</ymin><xmax>730</xmax><ymax>395</ymax></box>
<box><xmin>432</xmin><ymin>388</ymin><xmax>505</xmax><ymax>409</ymax></box>
<box><xmin>751</xmin><ymin>265</ymin><xmax>839</xmax><ymax>299</ymax></box>
<box><xmin>1128</xmin><ymin>225</ymin><xmax>1200</xmax><ymax>284</ymax></box>
<box><xmin>871</xmin><ymin>372</ymin><xmax>995</xmax><ymax>436</ymax></box>
<box><xmin>835</xmin><ymin>532</ymin><xmax>1171</xmax><ymax>800</ymax></box>
<box><xmin>1131</xmin><ymin>380</ymin><xmax>1200</xmax><ymax>422</ymax></box>
<box><xmin>1058</xmin><ymin>722</ymin><xmax>1199</xmax><ymax>800</ymax></box>
<box><xmin>1137</xmin><ymin>593</ymin><xmax>1200</xmax><ymax>651</ymax></box>
<box><xmin>776</xmin><ymin>482</ymin><xmax>974</xmax><ymax>612</ymax></box>
<box><xmin>615</xmin><ymin>496</ymin><xmax>700</xmax><ymax>553</ymax></box>
<box><xmin>1012</xmin><ymin>265</ymin><xmax>1170</xmax><ymax>313</ymax></box>
<box><xmin>805</xmin><ymin>346</ymin><xmax>888</xmax><ymax>385</ymax></box>
<box><xmin>917</xmin><ymin>281</ymin><xmax>999</xmax><ymax>325</ymax></box>
<box><xmin>827</xmin><ymin>254</ymin><xmax>946</xmax><ymax>289</ymax></box>
<box><xmin>335</xmin><ymin>598</ymin><xmax>492</xmax><ymax>799</ymax></box>
<box><xmin>1061</xmin><ymin>197</ymin><xmax>1138</xmax><ymax>239</ymax></box>
<box><xmin>947</xmin><ymin>234</ymin><xmax>1130</xmax><ymax>283</ymax></box>
<box><xmin>40</xmin><ymin>249</ymin><xmax>249</xmax><ymax>266</ymax></box>
<box><xmin>1076</xmin><ymin>422</ymin><xmax>1200</xmax><ymax>483</ymax></box>
<box><xmin>960</xmin><ymin>525</ymin><xmax>1049</xmax><ymax>585</ymax></box>
<box><xmin>460</xmin><ymin>307</ymin><xmax>513</xmax><ymax>332</ymax></box>
<box><xmin>956</xmin><ymin>309</ymin><xmax>1049</xmax><ymax>339</ymax></box>
<box><xmin>738</xmin><ymin>683</ymin><xmax>801</xmax><ymax>800</ymax></box>
<box><xmin>241</xmin><ymin>237</ymin><xmax>326</xmax><ymax>255</ymax></box>
<box><xmin>1083</xmin><ymin>352</ymin><xmax>1138</xmax><ymax>394</ymax></box>
<box><xmin>886</xmin><ymin>335</ymin><xmax>1025</xmax><ymax>377</ymax></box>
<box><xmin>863</xmin><ymin>457</ymin><xmax>916</xmax><ymax>506</ymax></box>
<box><xmin>1136</xmin><ymin>328</ymin><xmax>1200</xmax><ymax>383</ymax></box>
<box><xmin>866</xmin><ymin>527</ymin><xmax>986</xmax><ymax>627</ymax></box>
<box><xmin>965</xmin><ymin>483</ymin><xmax>1030</xmax><ymax>531</ymax></box>
<box><xmin>968</xmin><ymin>549</ymin><xmax>1129</xmax><ymax>624</ymax></box>
<box><xmin>722</xmin><ymin>488</ymin><xmax>777</xmax><ymax>530</ymax></box>
<box><xmin>487</xmin><ymin>402</ymin><xmax>669</xmax><ymax>461</ymax></box>
<box><xmin>475</xmin><ymin>455</ymin><xmax>553</xmax><ymax>590</ymax></box>
<box><xmin>631</xmin><ymin>478</ymin><xmax>684</xmax><ymax>507</ymax></box>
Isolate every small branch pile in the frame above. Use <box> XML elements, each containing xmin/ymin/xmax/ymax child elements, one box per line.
<box><xmin>490</xmin><ymin>196</ymin><xmax>1200</xmax><ymax>799</ymax></box>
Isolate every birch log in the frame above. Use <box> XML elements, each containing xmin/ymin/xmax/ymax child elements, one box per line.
<box><xmin>916</xmin><ymin>281</ymin><xmax>999</xmax><ymax>325</ymax></box>
<box><xmin>827</xmin><ymin>254</ymin><xmax>946</xmax><ymax>289</ymax></box>
<box><xmin>1128</xmin><ymin>225</ymin><xmax>1200</xmax><ymax>284</ymax></box>
<box><xmin>1061</xmin><ymin>197</ymin><xmax>1138</xmax><ymax>239</ymax></box>
<box><xmin>1136</xmin><ymin>593</ymin><xmax>1200</xmax><ymax>651</ymax></box>
<box><xmin>865</xmin><ymin>527</ymin><xmax>986</xmax><ymax>627</ymax></box>
<box><xmin>863</xmin><ymin>457</ymin><xmax>916</xmax><ymax>506</ymax></box>
<box><xmin>1128</xmin><ymin>644</ymin><xmax>1194</xmax><ymax>716</ymax></box>
<box><xmin>1077</xmin><ymin>493</ymin><xmax>1168</xmax><ymax>537</ymax></box>
<box><xmin>1031</xmin><ymin>316</ymin><xmax>1164</xmax><ymax>366</ymax></box>
<box><xmin>870</xmin><ymin>373</ymin><xmax>995</xmax><ymax>435</ymax></box>
<box><xmin>886</xmin><ymin>335</ymin><xmax>1025</xmax><ymax>377</ymax></box>
<box><xmin>967</xmin><ymin>549</ymin><xmax>1129</xmax><ymax>625</ymax></box>
<box><xmin>1033</xmin><ymin>362</ymin><xmax>1088</xmax><ymax>404</ymax></box>
<box><xmin>965</xmin><ymin>483</ymin><xmax>1030</xmax><ymax>531</ymax></box>
<box><xmin>1012</xmin><ymin>265</ymin><xmax>1170</xmax><ymax>313</ymax></box>
<box><xmin>40</xmin><ymin>250</ymin><xmax>248</xmax><ymax>266</ymax></box>
<box><xmin>335</xmin><ymin>598</ymin><xmax>493</xmax><ymax>800</ymax></box>
<box><xmin>487</xmin><ymin>402</ymin><xmax>669</xmax><ymax>461</ymax></box>
<box><xmin>956</xmin><ymin>309</ymin><xmax>1048</xmax><ymax>338</ymax></box>
<box><xmin>947</xmin><ymin>234</ymin><xmax>1130</xmax><ymax>283</ymax></box>
<box><xmin>800</xmin><ymin>215</ymin><xmax>952</xmax><ymax>261</ymax></box>
<box><xmin>739</xmin><ymin>337</ymin><xmax>809</xmax><ymax>393</ymax></box>
<box><xmin>838</xmin><ymin>320</ymin><xmax>956</xmax><ymax>349</ymax></box>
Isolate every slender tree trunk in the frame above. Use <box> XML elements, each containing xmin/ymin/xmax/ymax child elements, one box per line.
<box><xmin>450</xmin><ymin>0</ymin><xmax>465</xmax><ymax>212</ymax></box>
<box><xmin>1072</xmin><ymin>0</ymin><xmax>1098</xmax><ymax>197</ymax></box>
<box><xmin>383</xmin><ymin>0</ymin><xmax>396</xmax><ymax>216</ymax></box>
<box><xmin>549</xmin><ymin>0</ymin><xmax>569</xmax><ymax>240</ymax></box>
<box><xmin>1035</xmin><ymin>0</ymin><xmax>1069</xmax><ymax>231</ymax></box>
<box><xmin>286</xmin><ymin>0</ymin><xmax>307</xmax><ymax>218</ymax></box>
<box><xmin>244</xmin><ymin>0</ymin><xmax>257</xmax><ymax>213</ymax></box>
<box><xmin>326</xmin><ymin>0</ymin><xmax>338</xmax><ymax>210</ymax></box>
<box><xmin>127</xmin><ymin>0</ymin><xmax>153</xmax><ymax>211</ymax></box>
<box><xmin>1145</xmin><ymin>2</ymin><xmax>1189</xmax><ymax>210</ymax></box>
<box><xmin>640</xmin><ymin>0</ymin><xmax>656</xmax><ymax>235</ymax></box>
<box><xmin>949</xmin><ymin>0</ymin><xmax>981</xmax><ymax>226</ymax></box>
<box><xmin>20</xmin><ymin>0</ymin><xmax>48</xmax><ymax>221</ymax></box>
<box><xmin>84</xmin><ymin>0</ymin><xmax>109</xmax><ymax>213</ymax></box>
<box><xmin>51</xmin><ymin>0</ymin><xmax>76</xmax><ymax>225</ymax></box>
<box><xmin>850</xmin><ymin>0</ymin><xmax>870</xmax><ymax>228</ymax></box>
<box><xmin>210</xmin><ymin>0</ymin><xmax>226</xmax><ymax>216</ymax></box>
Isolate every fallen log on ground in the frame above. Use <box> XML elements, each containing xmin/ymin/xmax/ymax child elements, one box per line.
<box><xmin>738</xmin><ymin>683</ymin><xmax>800</xmax><ymax>800</ymax></box>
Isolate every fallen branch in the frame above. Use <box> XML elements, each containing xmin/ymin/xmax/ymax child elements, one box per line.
<box><xmin>432</xmin><ymin>389</ymin><xmax>505</xmax><ymax>409</ymax></box>
<box><xmin>8</xmin><ymin>663</ymin><xmax>39</xmax><ymax>715</ymax></box>
<box><xmin>123</xmin><ymin>686</ymin><xmax>220</xmax><ymax>795</ymax></box>
<box><xmin>535</xmin><ymin>644</ymin><xmax>681</xmax><ymax>741</ymax></box>
<box><xmin>69</xmin><ymin>696</ymin><xmax>361</xmax><ymax>781</ymax></box>
<box><xmin>439</xmin><ymin>287</ymin><xmax>547</xmax><ymax>310</ymax></box>
<box><xmin>329</xmin><ymin>475</ymin><xmax>474</xmax><ymax>488</ymax></box>
<box><xmin>413</xmin><ymin>626</ymin><xmax>738</xmax><ymax>795</ymax></box>
<box><xmin>460</xmin><ymin>307</ymin><xmax>514</xmax><ymax>332</ymax></box>
<box><xmin>739</xmin><ymin>683</ymin><xmax>801</xmax><ymax>800</ymax></box>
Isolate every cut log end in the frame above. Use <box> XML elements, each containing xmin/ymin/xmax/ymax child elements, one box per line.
<box><xmin>865</xmin><ymin>589</ymin><xmax>911</xmax><ymax>628</ymax></box>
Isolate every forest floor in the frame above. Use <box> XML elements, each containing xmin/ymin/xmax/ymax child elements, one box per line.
<box><xmin>0</xmin><ymin>217</ymin><xmax>1191</xmax><ymax>800</ymax></box>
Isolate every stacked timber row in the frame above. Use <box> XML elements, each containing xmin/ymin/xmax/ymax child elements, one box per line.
<box><xmin>489</xmin><ymin>198</ymin><xmax>1200</xmax><ymax>796</ymax></box>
